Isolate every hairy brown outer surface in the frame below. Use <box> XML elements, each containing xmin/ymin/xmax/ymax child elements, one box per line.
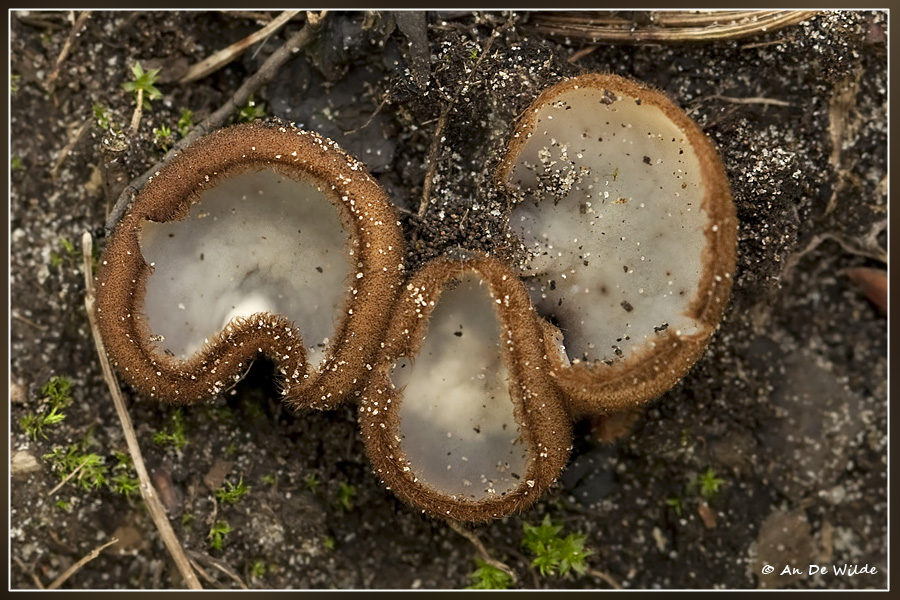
<box><xmin>497</xmin><ymin>73</ymin><xmax>738</xmax><ymax>417</ymax></box>
<box><xmin>95</xmin><ymin>122</ymin><xmax>406</xmax><ymax>409</ymax></box>
<box><xmin>359</xmin><ymin>254</ymin><xmax>573</xmax><ymax>522</ymax></box>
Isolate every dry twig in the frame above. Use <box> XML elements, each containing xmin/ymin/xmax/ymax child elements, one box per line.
<box><xmin>13</xmin><ymin>556</ymin><xmax>45</xmax><ymax>590</ymax></box>
<box><xmin>446</xmin><ymin>520</ymin><xmax>518</xmax><ymax>585</ymax></box>
<box><xmin>586</xmin><ymin>567</ymin><xmax>623</xmax><ymax>589</ymax></box>
<box><xmin>187</xmin><ymin>550</ymin><xmax>249</xmax><ymax>589</ymax></box>
<box><xmin>128</xmin><ymin>87</ymin><xmax>144</xmax><ymax>137</ymax></box>
<box><xmin>81</xmin><ymin>232</ymin><xmax>202</xmax><ymax>590</ymax></box>
<box><xmin>106</xmin><ymin>12</ymin><xmax>326</xmax><ymax>232</ymax></box>
<box><xmin>51</xmin><ymin>117</ymin><xmax>92</xmax><ymax>181</ymax></box>
<box><xmin>47</xmin><ymin>537</ymin><xmax>119</xmax><ymax>590</ymax></box>
<box><xmin>703</xmin><ymin>94</ymin><xmax>791</xmax><ymax>107</ymax></box>
<box><xmin>12</xmin><ymin>310</ymin><xmax>47</xmax><ymax>331</ymax></box>
<box><xmin>45</xmin><ymin>10</ymin><xmax>91</xmax><ymax>93</ymax></box>
<box><xmin>46</xmin><ymin>455</ymin><xmax>94</xmax><ymax>497</ymax></box>
<box><xmin>187</xmin><ymin>559</ymin><xmax>226</xmax><ymax>589</ymax></box>
<box><xmin>180</xmin><ymin>10</ymin><xmax>301</xmax><ymax>84</ymax></box>
<box><xmin>526</xmin><ymin>10</ymin><xmax>818</xmax><ymax>44</ymax></box>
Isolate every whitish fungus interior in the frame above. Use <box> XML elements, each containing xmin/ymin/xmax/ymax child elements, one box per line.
<box><xmin>507</xmin><ymin>81</ymin><xmax>710</xmax><ymax>365</ymax></box>
<box><xmin>391</xmin><ymin>275</ymin><xmax>527</xmax><ymax>500</ymax></box>
<box><xmin>140</xmin><ymin>168</ymin><xmax>351</xmax><ymax>367</ymax></box>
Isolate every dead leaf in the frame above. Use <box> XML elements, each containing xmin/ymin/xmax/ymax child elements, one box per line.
<box><xmin>846</xmin><ymin>267</ymin><xmax>887</xmax><ymax>316</ymax></box>
<box><xmin>697</xmin><ymin>502</ymin><xmax>717</xmax><ymax>529</ymax></box>
<box><xmin>203</xmin><ymin>459</ymin><xmax>235</xmax><ymax>492</ymax></box>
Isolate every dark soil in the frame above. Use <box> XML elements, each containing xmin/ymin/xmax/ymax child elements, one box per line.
<box><xmin>9</xmin><ymin>10</ymin><xmax>887</xmax><ymax>590</ymax></box>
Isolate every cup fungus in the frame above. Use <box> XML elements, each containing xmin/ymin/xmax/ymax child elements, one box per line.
<box><xmin>359</xmin><ymin>253</ymin><xmax>572</xmax><ymax>521</ymax></box>
<box><xmin>498</xmin><ymin>73</ymin><xmax>737</xmax><ymax>417</ymax></box>
<box><xmin>94</xmin><ymin>72</ymin><xmax>738</xmax><ymax>524</ymax></box>
<box><xmin>95</xmin><ymin>122</ymin><xmax>406</xmax><ymax>409</ymax></box>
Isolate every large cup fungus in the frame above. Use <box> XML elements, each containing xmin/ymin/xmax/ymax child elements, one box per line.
<box><xmin>498</xmin><ymin>73</ymin><xmax>737</xmax><ymax>417</ymax></box>
<box><xmin>95</xmin><ymin>122</ymin><xmax>406</xmax><ymax>409</ymax></box>
<box><xmin>94</xmin><ymin>71</ymin><xmax>736</xmax><ymax>522</ymax></box>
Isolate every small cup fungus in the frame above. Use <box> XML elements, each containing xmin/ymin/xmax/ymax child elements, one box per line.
<box><xmin>95</xmin><ymin>122</ymin><xmax>406</xmax><ymax>409</ymax></box>
<box><xmin>498</xmin><ymin>73</ymin><xmax>737</xmax><ymax>417</ymax></box>
<box><xmin>359</xmin><ymin>253</ymin><xmax>571</xmax><ymax>521</ymax></box>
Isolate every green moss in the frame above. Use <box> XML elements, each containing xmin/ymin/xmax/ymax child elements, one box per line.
<box><xmin>43</xmin><ymin>445</ymin><xmax>107</xmax><ymax>491</ymax></box>
<box><xmin>208</xmin><ymin>520</ymin><xmax>232</xmax><ymax>550</ymax></box>
<box><xmin>153</xmin><ymin>409</ymin><xmax>188</xmax><ymax>450</ymax></box>
<box><xmin>466</xmin><ymin>560</ymin><xmax>514</xmax><ymax>590</ymax></box>
<box><xmin>665</xmin><ymin>497</ymin><xmax>684</xmax><ymax>517</ymax></box>
<box><xmin>695</xmin><ymin>467</ymin><xmax>726</xmax><ymax>501</ymax></box>
<box><xmin>20</xmin><ymin>375</ymin><xmax>74</xmax><ymax>439</ymax></box>
<box><xmin>122</xmin><ymin>62</ymin><xmax>162</xmax><ymax>110</ymax></box>
<box><xmin>216</xmin><ymin>475</ymin><xmax>250</xmax><ymax>505</ymax></box>
<box><xmin>238</xmin><ymin>96</ymin><xmax>266</xmax><ymax>123</ymax></box>
<box><xmin>336</xmin><ymin>482</ymin><xmax>357</xmax><ymax>512</ymax></box>
<box><xmin>92</xmin><ymin>104</ymin><xmax>122</xmax><ymax>133</ymax></box>
<box><xmin>522</xmin><ymin>515</ymin><xmax>593</xmax><ymax>578</ymax></box>
<box><xmin>249</xmin><ymin>559</ymin><xmax>267</xmax><ymax>578</ymax></box>
<box><xmin>42</xmin><ymin>375</ymin><xmax>74</xmax><ymax>404</ymax></box>
<box><xmin>152</xmin><ymin>124</ymin><xmax>173</xmax><ymax>152</ymax></box>
<box><xmin>177</xmin><ymin>108</ymin><xmax>194</xmax><ymax>137</ymax></box>
<box><xmin>303</xmin><ymin>474</ymin><xmax>320</xmax><ymax>493</ymax></box>
<box><xmin>109</xmin><ymin>451</ymin><xmax>139</xmax><ymax>498</ymax></box>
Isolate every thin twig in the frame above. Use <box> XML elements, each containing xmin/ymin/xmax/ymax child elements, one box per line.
<box><xmin>12</xmin><ymin>310</ymin><xmax>48</xmax><ymax>331</ymax></box>
<box><xmin>418</xmin><ymin>110</ymin><xmax>449</xmax><ymax>218</ymax></box>
<box><xmin>81</xmin><ymin>232</ymin><xmax>202</xmax><ymax>590</ymax></box>
<box><xmin>47</xmin><ymin>537</ymin><xmax>119</xmax><ymax>590</ymax></box>
<box><xmin>45</xmin><ymin>10</ymin><xmax>91</xmax><ymax>93</ymax></box>
<box><xmin>703</xmin><ymin>94</ymin><xmax>791</xmax><ymax>107</ymax></box>
<box><xmin>586</xmin><ymin>567</ymin><xmax>622</xmax><ymax>589</ymax></box>
<box><xmin>782</xmin><ymin>230</ymin><xmax>887</xmax><ymax>280</ymax></box>
<box><xmin>180</xmin><ymin>10</ymin><xmax>301</xmax><ymax>84</ymax></box>
<box><xmin>187</xmin><ymin>558</ymin><xmax>227</xmax><ymax>589</ymax></box>
<box><xmin>186</xmin><ymin>550</ymin><xmax>249</xmax><ymax>589</ymax></box>
<box><xmin>48</xmin><ymin>530</ymin><xmax>76</xmax><ymax>553</ymax></box>
<box><xmin>222</xmin><ymin>11</ymin><xmax>279</xmax><ymax>23</ymax></box>
<box><xmin>343</xmin><ymin>93</ymin><xmax>390</xmax><ymax>136</ymax></box>
<box><xmin>446</xmin><ymin>520</ymin><xmax>518</xmax><ymax>585</ymax></box>
<box><xmin>13</xmin><ymin>556</ymin><xmax>46</xmax><ymax>590</ymax></box>
<box><xmin>106</xmin><ymin>13</ymin><xmax>326</xmax><ymax>232</ymax></box>
<box><xmin>51</xmin><ymin>117</ymin><xmax>92</xmax><ymax>181</ymax></box>
<box><xmin>46</xmin><ymin>455</ymin><xmax>93</xmax><ymax>497</ymax></box>
<box><xmin>567</xmin><ymin>44</ymin><xmax>598</xmax><ymax>63</ymax></box>
<box><xmin>128</xmin><ymin>87</ymin><xmax>144</xmax><ymax>137</ymax></box>
<box><xmin>526</xmin><ymin>10</ymin><xmax>818</xmax><ymax>44</ymax></box>
<box><xmin>417</xmin><ymin>14</ymin><xmax>517</xmax><ymax>218</ymax></box>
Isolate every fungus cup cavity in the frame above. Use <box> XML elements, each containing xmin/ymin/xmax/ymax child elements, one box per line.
<box><xmin>360</xmin><ymin>253</ymin><xmax>571</xmax><ymax>521</ymax></box>
<box><xmin>498</xmin><ymin>73</ymin><xmax>737</xmax><ymax>416</ymax></box>
<box><xmin>95</xmin><ymin>122</ymin><xmax>406</xmax><ymax>408</ymax></box>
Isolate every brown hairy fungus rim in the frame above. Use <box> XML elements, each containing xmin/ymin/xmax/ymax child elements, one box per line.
<box><xmin>497</xmin><ymin>73</ymin><xmax>738</xmax><ymax>416</ymax></box>
<box><xmin>94</xmin><ymin>122</ymin><xmax>406</xmax><ymax>409</ymax></box>
<box><xmin>359</xmin><ymin>254</ymin><xmax>572</xmax><ymax>522</ymax></box>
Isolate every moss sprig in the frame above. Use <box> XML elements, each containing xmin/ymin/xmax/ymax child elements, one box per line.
<box><xmin>19</xmin><ymin>375</ymin><xmax>74</xmax><ymax>440</ymax></box>
<box><xmin>522</xmin><ymin>515</ymin><xmax>593</xmax><ymax>578</ymax></box>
